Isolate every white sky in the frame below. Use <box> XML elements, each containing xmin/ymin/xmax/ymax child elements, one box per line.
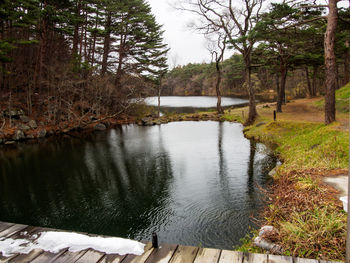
<box><xmin>147</xmin><ymin>0</ymin><xmax>219</xmax><ymax>67</ymax></box>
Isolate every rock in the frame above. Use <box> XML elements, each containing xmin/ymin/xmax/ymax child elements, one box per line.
<box><xmin>94</xmin><ymin>123</ymin><xmax>106</xmax><ymax>131</ymax></box>
<box><xmin>26</xmin><ymin>134</ymin><xmax>35</xmax><ymax>139</ymax></box>
<box><xmin>37</xmin><ymin>129</ymin><xmax>47</xmax><ymax>138</ymax></box>
<box><xmin>18</xmin><ymin>123</ymin><xmax>31</xmax><ymax>131</ymax></box>
<box><xmin>259</xmin><ymin>226</ymin><xmax>279</xmax><ymax>238</ymax></box>
<box><xmin>5</xmin><ymin>109</ymin><xmax>25</xmax><ymax>119</ymax></box>
<box><xmin>5</xmin><ymin>141</ymin><xmax>15</xmax><ymax>145</ymax></box>
<box><xmin>13</xmin><ymin>130</ymin><xmax>25</xmax><ymax>141</ymax></box>
<box><xmin>141</xmin><ymin>117</ymin><xmax>152</xmax><ymax>126</ymax></box>
<box><xmin>254</xmin><ymin>237</ymin><xmax>283</xmax><ymax>254</ymax></box>
<box><xmin>20</xmin><ymin>115</ymin><xmax>31</xmax><ymax>123</ymax></box>
<box><xmin>28</xmin><ymin>120</ymin><xmax>37</xmax><ymax>129</ymax></box>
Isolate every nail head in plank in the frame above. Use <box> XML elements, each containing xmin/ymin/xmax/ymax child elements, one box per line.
<box><xmin>268</xmin><ymin>255</ymin><xmax>293</xmax><ymax>263</ymax></box>
<box><xmin>243</xmin><ymin>253</ymin><xmax>268</xmax><ymax>263</ymax></box>
<box><xmin>75</xmin><ymin>249</ymin><xmax>105</xmax><ymax>263</ymax></box>
<box><xmin>219</xmin><ymin>250</ymin><xmax>243</xmax><ymax>263</ymax></box>
<box><xmin>193</xmin><ymin>248</ymin><xmax>221</xmax><ymax>263</ymax></box>
<box><xmin>122</xmin><ymin>242</ymin><xmax>154</xmax><ymax>263</ymax></box>
<box><xmin>168</xmin><ymin>245</ymin><xmax>199</xmax><ymax>263</ymax></box>
<box><xmin>145</xmin><ymin>244</ymin><xmax>178</xmax><ymax>263</ymax></box>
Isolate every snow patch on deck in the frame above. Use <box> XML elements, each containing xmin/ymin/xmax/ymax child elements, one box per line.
<box><xmin>0</xmin><ymin>231</ymin><xmax>145</xmax><ymax>257</ymax></box>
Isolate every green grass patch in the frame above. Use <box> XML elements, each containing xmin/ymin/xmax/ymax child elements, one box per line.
<box><xmin>315</xmin><ymin>82</ymin><xmax>350</xmax><ymax>113</ymax></box>
<box><xmin>244</xmin><ymin>121</ymin><xmax>349</xmax><ymax>170</ymax></box>
<box><xmin>279</xmin><ymin>206</ymin><xmax>346</xmax><ymax>259</ymax></box>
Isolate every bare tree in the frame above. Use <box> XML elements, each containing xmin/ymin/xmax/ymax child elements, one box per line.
<box><xmin>207</xmin><ymin>32</ymin><xmax>227</xmax><ymax>114</ymax></box>
<box><xmin>177</xmin><ymin>0</ymin><xmax>264</xmax><ymax>124</ymax></box>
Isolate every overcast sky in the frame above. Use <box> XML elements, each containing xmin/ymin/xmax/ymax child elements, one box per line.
<box><xmin>147</xmin><ymin>0</ymin><xmax>221</xmax><ymax>67</ymax></box>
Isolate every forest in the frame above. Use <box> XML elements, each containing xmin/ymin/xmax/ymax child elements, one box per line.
<box><xmin>0</xmin><ymin>0</ymin><xmax>168</xmax><ymax>130</ymax></box>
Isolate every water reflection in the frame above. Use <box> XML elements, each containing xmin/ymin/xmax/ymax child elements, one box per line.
<box><xmin>0</xmin><ymin>122</ymin><xmax>276</xmax><ymax>249</ymax></box>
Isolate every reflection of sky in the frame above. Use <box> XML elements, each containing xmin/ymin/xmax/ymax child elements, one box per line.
<box><xmin>114</xmin><ymin>122</ymin><xmax>275</xmax><ymax>248</ymax></box>
<box><xmin>144</xmin><ymin>96</ymin><xmax>248</xmax><ymax>108</ymax></box>
<box><xmin>0</xmin><ymin>122</ymin><xmax>275</xmax><ymax>250</ymax></box>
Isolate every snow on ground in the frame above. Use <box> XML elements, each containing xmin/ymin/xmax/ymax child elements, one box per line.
<box><xmin>0</xmin><ymin>231</ymin><xmax>145</xmax><ymax>257</ymax></box>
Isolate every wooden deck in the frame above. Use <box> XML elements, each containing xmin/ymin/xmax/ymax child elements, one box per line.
<box><xmin>0</xmin><ymin>221</ymin><xmax>342</xmax><ymax>263</ymax></box>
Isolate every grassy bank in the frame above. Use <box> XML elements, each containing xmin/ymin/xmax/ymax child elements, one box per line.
<box><xmin>240</xmin><ymin>120</ymin><xmax>348</xmax><ymax>261</ymax></box>
<box><xmin>315</xmin><ymin>82</ymin><xmax>350</xmax><ymax>113</ymax></box>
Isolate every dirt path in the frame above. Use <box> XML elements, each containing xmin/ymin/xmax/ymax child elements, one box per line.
<box><xmin>254</xmin><ymin>97</ymin><xmax>349</xmax><ymax>130</ymax></box>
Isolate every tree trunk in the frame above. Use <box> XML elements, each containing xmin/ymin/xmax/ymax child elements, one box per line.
<box><xmin>312</xmin><ymin>65</ymin><xmax>318</xmax><ymax>96</ymax></box>
<box><xmin>324</xmin><ymin>0</ymin><xmax>338</xmax><ymax>125</ymax></box>
<box><xmin>115</xmin><ymin>33</ymin><xmax>126</xmax><ymax>88</ymax></box>
<box><xmin>101</xmin><ymin>13</ymin><xmax>111</xmax><ymax>76</ymax></box>
<box><xmin>277</xmin><ymin>60</ymin><xmax>287</xmax><ymax>112</ymax></box>
<box><xmin>72</xmin><ymin>1</ymin><xmax>81</xmax><ymax>59</ymax></box>
<box><xmin>158</xmin><ymin>81</ymin><xmax>162</xmax><ymax>118</ymax></box>
<box><xmin>305</xmin><ymin>67</ymin><xmax>313</xmax><ymax>97</ymax></box>
<box><xmin>215</xmin><ymin>59</ymin><xmax>224</xmax><ymax>114</ymax></box>
<box><xmin>245</xmin><ymin>57</ymin><xmax>257</xmax><ymax>125</ymax></box>
<box><xmin>344</xmin><ymin>40</ymin><xmax>349</xmax><ymax>84</ymax></box>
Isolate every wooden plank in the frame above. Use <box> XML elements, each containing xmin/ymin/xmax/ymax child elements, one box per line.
<box><xmin>7</xmin><ymin>248</ymin><xmax>43</xmax><ymax>263</ymax></box>
<box><xmin>219</xmin><ymin>250</ymin><xmax>243</xmax><ymax>263</ymax></box>
<box><xmin>242</xmin><ymin>253</ymin><xmax>268</xmax><ymax>263</ymax></box>
<box><xmin>294</xmin><ymin>258</ymin><xmax>319</xmax><ymax>263</ymax></box>
<box><xmin>268</xmin><ymin>255</ymin><xmax>293</xmax><ymax>263</ymax></box>
<box><xmin>193</xmin><ymin>248</ymin><xmax>221</xmax><ymax>263</ymax></box>
<box><xmin>145</xmin><ymin>244</ymin><xmax>177</xmax><ymax>263</ymax></box>
<box><xmin>51</xmin><ymin>250</ymin><xmax>87</xmax><ymax>263</ymax></box>
<box><xmin>98</xmin><ymin>253</ymin><xmax>127</xmax><ymax>263</ymax></box>
<box><xmin>168</xmin><ymin>245</ymin><xmax>198</xmax><ymax>263</ymax></box>
<box><xmin>29</xmin><ymin>249</ymin><xmax>68</xmax><ymax>263</ymax></box>
<box><xmin>122</xmin><ymin>242</ymin><xmax>154</xmax><ymax>263</ymax></box>
<box><xmin>75</xmin><ymin>249</ymin><xmax>105</xmax><ymax>263</ymax></box>
<box><xmin>0</xmin><ymin>223</ymin><xmax>14</xmax><ymax>233</ymax></box>
<box><xmin>0</xmin><ymin>224</ymin><xmax>28</xmax><ymax>238</ymax></box>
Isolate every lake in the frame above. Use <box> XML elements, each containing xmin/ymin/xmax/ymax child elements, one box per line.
<box><xmin>143</xmin><ymin>96</ymin><xmax>248</xmax><ymax>113</ymax></box>
<box><xmin>0</xmin><ymin>122</ymin><xmax>276</xmax><ymax>249</ymax></box>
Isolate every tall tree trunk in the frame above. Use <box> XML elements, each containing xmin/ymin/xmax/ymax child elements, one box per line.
<box><xmin>305</xmin><ymin>67</ymin><xmax>313</xmax><ymax>97</ymax></box>
<box><xmin>344</xmin><ymin>40</ymin><xmax>349</xmax><ymax>84</ymax></box>
<box><xmin>115</xmin><ymin>33</ymin><xmax>126</xmax><ymax>88</ymax></box>
<box><xmin>312</xmin><ymin>65</ymin><xmax>318</xmax><ymax>96</ymax></box>
<box><xmin>72</xmin><ymin>0</ymin><xmax>81</xmax><ymax>59</ymax></box>
<box><xmin>245</xmin><ymin>56</ymin><xmax>257</xmax><ymax>125</ymax></box>
<box><xmin>324</xmin><ymin>0</ymin><xmax>338</xmax><ymax>125</ymax></box>
<box><xmin>215</xmin><ymin>58</ymin><xmax>224</xmax><ymax>114</ymax></box>
<box><xmin>101</xmin><ymin>13</ymin><xmax>111</xmax><ymax>76</ymax></box>
<box><xmin>277</xmin><ymin>60</ymin><xmax>287</xmax><ymax>112</ymax></box>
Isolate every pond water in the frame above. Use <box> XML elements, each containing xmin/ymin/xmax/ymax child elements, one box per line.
<box><xmin>0</xmin><ymin>122</ymin><xmax>276</xmax><ymax>249</ymax></box>
<box><xmin>144</xmin><ymin>96</ymin><xmax>248</xmax><ymax>113</ymax></box>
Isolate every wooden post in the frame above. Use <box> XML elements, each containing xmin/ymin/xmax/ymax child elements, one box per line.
<box><xmin>152</xmin><ymin>232</ymin><xmax>158</xmax><ymax>248</ymax></box>
<box><xmin>273</xmin><ymin>110</ymin><xmax>276</xmax><ymax>121</ymax></box>
<box><xmin>242</xmin><ymin>110</ymin><xmax>244</xmax><ymax>121</ymax></box>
